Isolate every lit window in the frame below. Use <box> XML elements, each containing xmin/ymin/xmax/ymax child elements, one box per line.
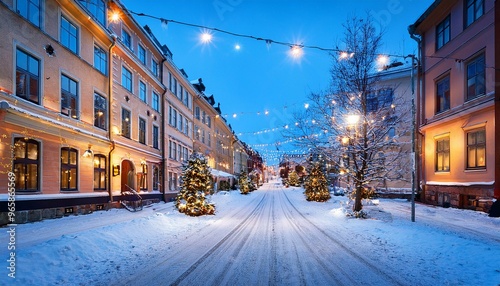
<box><xmin>13</xmin><ymin>138</ymin><xmax>39</xmax><ymax>192</ymax></box>
<box><xmin>94</xmin><ymin>93</ymin><xmax>107</xmax><ymax>130</ymax></box>
<box><xmin>61</xmin><ymin>147</ymin><xmax>78</xmax><ymax>191</ymax></box>
<box><xmin>436</xmin><ymin>137</ymin><xmax>450</xmax><ymax>172</ymax></box>
<box><xmin>93</xmin><ymin>154</ymin><xmax>106</xmax><ymax>191</ymax></box>
<box><xmin>139</xmin><ymin>117</ymin><xmax>146</xmax><ymax>144</ymax></box>
<box><xmin>122</xmin><ymin>108</ymin><xmax>131</xmax><ymax>138</ymax></box>
<box><xmin>466</xmin><ymin>129</ymin><xmax>486</xmax><ymax>169</ymax></box>
<box><xmin>152</xmin><ymin>166</ymin><xmax>159</xmax><ymax>191</ymax></box>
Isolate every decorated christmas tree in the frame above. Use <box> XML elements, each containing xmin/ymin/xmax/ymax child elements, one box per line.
<box><xmin>304</xmin><ymin>163</ymin><xmax>331</xmax><ymax>202</ymax></box>
<box><xmin>288</xmin><ymin>171</ymin><xmax>300</xmax><ymax>186</ymax></box>
<box><xmin>175</xmin><ymin>153</ymin><xmax>215</xmax><ymax>216</ymax></box>
<box><xmin>238</xmin><ymin>170</ymin><xmax>250</xmax><ymax>195</ymax></box>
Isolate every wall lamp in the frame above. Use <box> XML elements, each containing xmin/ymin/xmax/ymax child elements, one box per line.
<box><xmin>82</xmin><ymin>144</ymin><xmax>93</xmax><ymax>158</ymax></box>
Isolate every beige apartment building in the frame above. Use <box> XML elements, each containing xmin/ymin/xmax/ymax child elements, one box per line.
<box><xmin>0</xmin><ymin>0</ymin><xmax>251</xmax><ymax>224</ymax></box>
<box><xmin>410</xmin><ymin>0</ymin><xmax>498</xmax><ymax>211</ymax></box>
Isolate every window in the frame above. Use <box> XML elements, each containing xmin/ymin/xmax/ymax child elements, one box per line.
<box><xmin>122</xmin><ymin>29</ymin><xmax>131</xmax><ymax>49</ymax></box>
<box><xmin>93</xmin><ymin>154</ymin><xmax>106</xmax><ymax>191</ymax></box>
<box><xmin>139</xmin><ymin>81</ymin><xmax>147</xmax><ymax>103</ymax></box>
<box><xmin>16</xmin><ymin>48</ymin><xmax>40</xmax><ymax>104</ymax></box>
<box><xmin>202</xmin><ymin>130</ymin><xmax>205</xmax><ymax>144</ymax></box>
<box><xmin>153</xmin><ymin>167</ymin><xmax>159</xmax><ymax>191</ymax></box>
<box><xmin>94</xmin><ymin>45</ymin><xmax>107</xmax><ymax>75</ymax></box>
<box><xmin>178</xmin><ymin>114</ymin><xmax>184</xmax><ymax>132</ymax></box>
<box><xmin>17</xmin><ymin>0</ymin><xmax>41</xmax><ymax>27</ymax></box>
<box><xmin>138</xmin><ymin>44</ymin><xmax>146</xmax><ymax>64</ymax></box>
<box><xmin>466</xmin><ymin>54</ymin><xmax>485</xmax><ymax>100</ymax></box>
<box><xmin>122</xmin><ymin>108</ymin><xmax>131</xmax><ymax>138</ymax></box>
<box><xmin>168</xmin><ymin>172</ymin><xmax>175</xmax><ymax>191</ymax></box>
<box><xmin>153</xmin><ymin>92</ymin><xmax>159</xmax><ymax>112</ymax></box>
<box><xmin>61</xmin><ymin>15</ymin><xmax>78</xmax><ymax>54</ymax></box>
<box><xmin>466</xmin><ymin>0</ymin><xmax>484</xmax><ymax>27</ymax></box>
<box><xmin>436</xmin><ymin>76</ymin><xmax>450</xmax><ymax>113</ymax></box>
<box><xmin>61</xmin><ymin>147</ymin><xmax>78</xmax><ymax>191</ymax></box>
<box><xmin>139</xmin><ymin>117</ymin><xmax>146</xmax><ymax>144</ymax></box>
<box><xmin>206</xmin><ymin>116</ymin><xmax>211</xmax><ymax>128</ymax></box>
<box><xmin>94</xmin><ymin>93</ymin><xmax>107</xmax><ymax>130</ymax></box>
<box><xmin>207</xmin><ymin>131</ymin><xmax>211</xmax><ymax>147</ymax></box>
<box><xmin>172</xmin><ymin>77</ymin><xmax>178</xmax><ymax>96</ymax></box>
<box><xmin>194</xmin><ymin>125</ymin><xmax>200</xmax><ymax>140</ymax></box>
<box><xmin>77</xmin><ymin>0</ymin><xmax>105</xmax><ymax>26</ymax></box>
<box><xmin>183</xmin><ymin>90</ymin><xmax>190</xmax><ymax>108</ymax></box>
<box><xmin>378</xmin><ymin>88</ymin><xmax>393</xmax><ymax>108</ymax></box>
<box><xmin>184</xmin><ymin>118</ymin><xmax>189</xmax><ymax>136</ymax></box>
<box><xmin>169</xmin><ymin>73</ymin><xmax>173</xmax><ymax>91</ymax></box>
<box><xmin>153</xmin><ymin>125</ymin><xmax>159</xmax><ymax>149</ymax></box>
<box><xmin>195</xmin><ymin>106</ymin><xmax>200</xmax><ymax>120</ymax></box>
<box><xmin>177</xmin><ymin>144</ymin><xmax>182</xmax><ymax>161</ymax></box>
<box><xmin>183</xmin><ymin>147</ymin><xmax>189</xmax><ymax>163</ymax></box>
<box><xmin>61</xmin><ymin>74</ymin><xmax>79</xmax><ymax>119</ymax></box>
<box><xmin>169</xmin><ymin>107</ymin><xmax>177</xmax><ymax>128</ymax></box>
<box><xmin>169</xmin><ymin>140</ymin><xmax>177</xmax><ymax>160</ymax></box>
<box><xmin>202</xmin><ymin>111</ymin><xmax>206</xmax><ymax>124</ymax></box>
<box><xmin>122</xmin><ymin>67</ymin><xmax>132</xmax><ymax>92</ymax></box>
<box><xmin>436</xmin><ymin>137</ymin><xmax>450</xmax><ymax>172</ymax></box>
<box><xmin>152</xmin><ymin>59</ymin><xmax>159</xmax><ymax>77</ymax></box>
<box><xmin>366</xmin><ymin>92</ymin><xmax>378</xmax><ymax>112</ymax></box>
<box><xmin>138</xmin><ymin>172</ymin><xmax>147</xmax><ymax>191</ymax></box>
<box><xmin>436</xmin><ymin>15</ymin><xmax>450</xmax><ymax>50</ymax></box>
<box><xmin>13</xmin><ymin>138</ymin><xmax>39</xmax><ymax>192</ymax></box>
<box><xmin>467</xmin><ymin>129</ymin><xmax>486</xmax><ymax>169</ymax></box>
<box><xmin>178</xmin><ymin>85</ymin><xmax>184</xmax><ymax>101</ymax></box>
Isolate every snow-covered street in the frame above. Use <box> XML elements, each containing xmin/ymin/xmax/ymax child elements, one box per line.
<box><xmin>1</xmin><ymin>181</ymin><xmax>499</xmax><ymax>285</ymax></box>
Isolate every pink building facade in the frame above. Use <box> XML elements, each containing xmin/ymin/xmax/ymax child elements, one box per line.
<box><xmin>410</xmin><ymin>0</ymin><xmax>497</xmax><ymax>212</ymax></box>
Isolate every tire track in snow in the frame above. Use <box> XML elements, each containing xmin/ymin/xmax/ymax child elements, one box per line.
<box><xmin>168</xmin><ymin>191</ymin><xmax>270</xmax><ymax>285</ymax></box>
<box><xmin>281</xmin><ymin>190</ymin><xmax>406</xmax><ymax>286</ymax></box>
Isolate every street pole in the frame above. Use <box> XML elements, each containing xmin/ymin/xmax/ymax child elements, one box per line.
<box><xmin>408</xmin><ymin>54</ymin><xmax>416</xmax><ymax>222</ymax></box>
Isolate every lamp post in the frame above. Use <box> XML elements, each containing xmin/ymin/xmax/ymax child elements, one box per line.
<box><xmin>382</xmin><ymin>54</ymin><xmax>418</xmax><ymax>222</ymax></box>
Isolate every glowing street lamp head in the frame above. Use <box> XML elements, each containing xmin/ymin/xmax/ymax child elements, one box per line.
<box><xmin>346</xmin><ymin>114</ymin><xmax>360</xmax><ymax>126</ymax></box>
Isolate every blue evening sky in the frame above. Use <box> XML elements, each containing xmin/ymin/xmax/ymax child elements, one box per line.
<box><xmin>121</xmin><ymin>0</ymin><xmax>434</xmax><ymax>165</ymax></box>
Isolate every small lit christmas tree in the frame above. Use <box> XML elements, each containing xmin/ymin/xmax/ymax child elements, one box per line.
<box><xmin>304</xmin><ymin>163</ymin><xmax>330</xmax><ymax>202</ymax></box>
<box><xmin>288</xmin><ymin>171</ymin><xmax>300</xmax><ymax>186</ymax></box>
<box><xmin>238</xmin><ymin>170</ymin><xmax>250</xmax><ymax>195</ymax></box>
<box><xmin>175</xmin><ymin>153</ymin><xmax>215</xmax><ymax>216</ymax></box>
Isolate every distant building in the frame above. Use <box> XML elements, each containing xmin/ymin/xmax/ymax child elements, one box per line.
<box><xmin>410</xmin><ymin>0</ymin><xmax>497</xmax><ymax>212</ymax></box>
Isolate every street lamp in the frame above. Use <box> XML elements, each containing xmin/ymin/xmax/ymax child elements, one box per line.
<box><xmin>381</xmin><ymin>54</ymin><xmax>418</xmax><ymax>222</ymax></box>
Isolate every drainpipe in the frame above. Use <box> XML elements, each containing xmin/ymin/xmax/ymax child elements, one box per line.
<box><xmin>160</xmin><ymin>58</ymin><xmax>167</xmax><ymax>202</ymax></box>
<box><xmin>107</xmin><ymin>34</ymin><xmax>117</xmax><ymax>203</ymax></box>
<box><xmin>409</xmin><ymin>26</ymin><xmax>423</xmax><ymax>206</ymax></box>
